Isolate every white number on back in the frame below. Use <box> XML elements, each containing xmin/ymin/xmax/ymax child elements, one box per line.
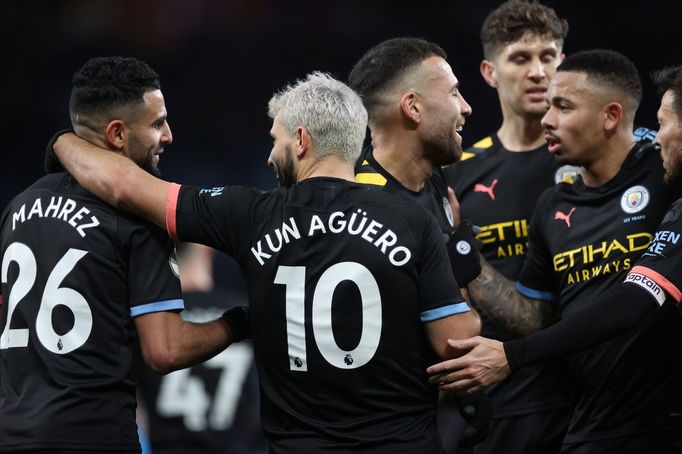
<box><xmin>1</xmin><ymin>242</ymin><xmax>92</xmax><ymax>354</ymax></box>
<box><xmin>274</xmin><ymin>261</ymin><xmax>382</xmax><ymax>371</ymax></box>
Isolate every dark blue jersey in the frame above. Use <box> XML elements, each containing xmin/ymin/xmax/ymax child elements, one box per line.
<box><xmin>166</xmin><ymin>177</ymin><xmax>469</xmax><ymax>453</ymax></box>
<box><xmin>0</xmin><ymin>172</ymin><xmax>183</xmax><ymax>452</ymax></box>
<box><xmin>445</xmin><ymin>134</ymin><xmax>576</xmax><ymax>419</ymax></box>
<box><xmin>517</xmin><ymin>143</ymin><xmax>682</xmax><ymax>451</ymax></box>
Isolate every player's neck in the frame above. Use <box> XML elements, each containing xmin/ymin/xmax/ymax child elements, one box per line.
<box><xmin>302</xmin><ymin>155</ymin><xmax>356</xmax><ymax>183</ymax></box>
<box><xmin>370</xmin><ymin>129</ymin><xmax>431</xmax><ymax>192</ymax></box>
<box><xmin>497</xmin><ymin>114</ymin><xmax>545</xmax><ymax>152</ymax></box>
<box><xmin>581</xmin><ymin>132</ymin><xmax>636</xmax><ymax>188</ymax></box>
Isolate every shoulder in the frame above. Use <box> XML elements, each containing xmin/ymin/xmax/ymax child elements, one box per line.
<box><xmin>661</xmin><ymin>198</ymin><xmax>682</xmax><ymax>225</ymax></box>
<box><xmin>355</xmin><ymin>157</ymin><xmax>388</xmax><ymax>188</ymax></box>
<box><xmin>633</xmin><ymin>126</ymin><xmax>657</xmax><ymax>143</ymax></box>
<box><xmin>461</xmin><ymin>135</ymin><xmax>495</xmax><ymax>162</ymax></box>
<box><xmin>460</xmin><ymin>135</ymin><xmax>495</xmax><ymax>162</ymax></box>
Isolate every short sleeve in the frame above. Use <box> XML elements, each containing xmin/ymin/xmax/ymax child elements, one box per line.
<box><xmin>418</xmin><ymin>215</ymin><xmax>469</xmax><ymax>322</ymax></box>
<box><xmin>624</xmin><ymin>199</ymin><xmax>682</xmax><ymax>305</ymax></box>
<box><xmin>126</xmin><ymin>222</ymin><xmax>184</xmax><ymax>317</ymax></box>
<box><xmin>168</xmin><ymin>184</ymin><xmax>264</xmax><ymax>258</ymax></box>
<box><xmin>517</xmin><ymin>191</ymin><xmax>558</xmax><ymax>302</ymax></box>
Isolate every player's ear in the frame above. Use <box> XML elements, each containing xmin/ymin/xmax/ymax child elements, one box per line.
<box><xmin>480</xmin><ymin>60</ymin><xmax>497</xmax><ymax>88</ymax></box>
<box><xmin>400</xmin><ymin>91</ymin><xmax>420</xmax><ymax>124</ymax></box>
<box><xmin>295</xmin><ymin>126</ymin><xmax>311</xmax><ymax>159</ymax></box>
<box><xmin>104</xmin><ymin>120</ymin><xmax>126</xmax><ymax>150</ymax></box>
<box><xmin>604</xmin><ymin>102</ymin><xmax>623</xmax><ymax>132</ymax></box>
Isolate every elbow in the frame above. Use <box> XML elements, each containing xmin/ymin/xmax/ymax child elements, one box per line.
<box><xmin>106</xmin><ymin>173</ymin><xmax>135</xmax><ymax>209</ymax></box>
<box><xmin>142</xmin><ymin>344</ymin><xmax>184</xmax><ymax>375</ymax></box>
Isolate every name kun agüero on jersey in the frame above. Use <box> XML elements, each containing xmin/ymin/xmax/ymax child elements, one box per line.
<box><xmin>11</xmin><ymin>196</ymin><xmax>100</xmax><ymax>237</ymax></box>
<box><xmin>250</xmin><ymin>209</ymin><xmax>412</xmax><ymax>267</ymax></box>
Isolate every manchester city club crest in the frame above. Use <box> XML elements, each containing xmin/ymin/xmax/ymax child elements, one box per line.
<box><xmin>620</xmin><ymin>185</ymin><xmax>650</xmax><ymax>214</ymax></box>
<box><xmin>554</xmin><ymin>165</ymin><xmax>581</xmax><ymax>184</ymax></box>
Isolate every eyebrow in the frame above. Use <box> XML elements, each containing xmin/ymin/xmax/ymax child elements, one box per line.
<box><xmin>508</xmin><ymin>48</ymin><xmax>558</xmax><ymax>59</ymax></box>
<box><xmin>550</xmin><ymin>95</ymin><xmax>572</xmax><ymax>105</ymax></box>
<box><xmin>152</xmin><ymin>114</ymin><xmax>167</xmax><ymax>125</ymax></box>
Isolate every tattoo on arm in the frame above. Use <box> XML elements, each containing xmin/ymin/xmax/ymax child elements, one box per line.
<box><xmin>466</xmin><ymin>258</ymin><xmax>558</xmax><ymax>337</ymax></box>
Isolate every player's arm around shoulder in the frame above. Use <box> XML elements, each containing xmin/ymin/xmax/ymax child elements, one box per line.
<box><xmin>54</xmin><ymin>132</ymin><xmax>169</xmax><ymax>228</ymax></box>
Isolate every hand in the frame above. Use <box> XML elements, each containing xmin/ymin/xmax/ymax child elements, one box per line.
<box><xmin>44</xmin><ymin>129</ymin><xmax>74</xmax><ymax>174</ymax></box>
<box><xmin>427</xmin><ymin>336</ymin><xmax>511</xmax><ymax>394</ymax></box>
<box><xmin>447</xmin><ymin>219</ymin><xmax>482</xmax><ymax>287</ymax></box>
<box><xmin>220</xmin><ymin>306</ymin><xmax>251</xmax><ymax>342</ymax></box>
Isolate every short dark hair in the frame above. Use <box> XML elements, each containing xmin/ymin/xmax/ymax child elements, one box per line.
<box><xmin>653</xmin><ymin>65</ymin><xmax>682</xmax><ymax>122</ymax></box>
<box><xmin>69</xmin><ymin>56</ymin><xmax>160</xmax><ymax>118</ymax></box>
<box><xmin>480</xmin><ymin>0</ymin><xmax>568</xmax><ymax>59</ymax></box>
<box><xmin>348</xmin><ymin>37</ymin><xmax>446</xmax><ymax>118</ymax></box>
<box><xmin>558</xmin><ymin>49</ymin><xmax>642</xmax><ymax>109</ymax></box>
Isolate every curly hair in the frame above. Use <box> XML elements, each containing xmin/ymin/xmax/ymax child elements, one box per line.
<box><xmin>69</xmin><ymin>56</ymin><xmax>160</xmax><ymax>118</ymax></box>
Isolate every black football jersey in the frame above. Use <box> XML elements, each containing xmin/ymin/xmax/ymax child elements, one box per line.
<box><xmin>445</xmin><ymin>134</ymin><xmax>577</xmax><ymax>419</ymax></box>
<box><xmin>355</xmin><ymin>147</ymin><xmax>456</xmax><ymax>242</ymax></box>
<box><xmin>447</xmin><ymin>135</ymin><xmax>580</xmax><ymax>280</ymax></box>
<box><xmin>0</xmin><ymin>172</ymin><xmax>183</xmax><ymax>452</ymax></box>
<box><xmin>517</xmin><ymin>143</ymin><xmax>682</xmax><ymax>450</ymax></box>
<box><xmin>518</xmin><ymin>141</ymin><xmax>673</xmax><ymax>315</ymax></box>
<box><xmin>136</xmin><ymin>288</ymin><xmax>267</xmax><ymax>454</ymax></box>
<box><xmin>166</xmin><ymin>177</ymin><xmax>469</xmax><ymax>453</ymax></box>
<box><xmin>626</xmin><ymin>197</ymin><xmax>682</xmax><ymax>305</ymax></box>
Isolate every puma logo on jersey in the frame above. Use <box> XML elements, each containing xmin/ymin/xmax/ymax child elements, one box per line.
<box><xmin>474</xmin><ymin>179</ymin><xmax>498</xmax><ymax>200</ymax></box>
<box><xmin>554</xmin><ymin>207</ymin><xmax>576</xmax><ymax>227</ymax></box>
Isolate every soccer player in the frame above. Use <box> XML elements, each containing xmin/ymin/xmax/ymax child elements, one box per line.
<box><xmin>0</xmin><ymin>57</ymin><xmax>247</xmax><ymax>453</ymax></box>
<box><xmin>347</xmin><ymin>36</ymin><xmax>486</xmax><ymax>450</ymax></box>
<box><xmin>428</xmin><ymin>50</ymin><xmax>682</xmax><ymax>452</ymax></box>
<box><xmin>53</xmin><ymin>72</ymin><xmax>481</xmax><ymax>453</ymax></box>
<box><xmin>135</xmin><ymin>242</ymin><xmax>267</xmax><ymax>454</ymax></box>
<box><xmin>429</xmin><ymin>64</ymin><xmax>682</xmax><ymax>405</ymax></box>
<box><xmin>443</xmin><ymin>1</ymin><xmax>572</xmax><ymax>452</ymax></box>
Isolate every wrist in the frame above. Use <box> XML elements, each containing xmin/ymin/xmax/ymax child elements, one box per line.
<box><xmin>220</xmin><ymin>306</ymin><xmax>251</xmax><ymax>342</ymax></box>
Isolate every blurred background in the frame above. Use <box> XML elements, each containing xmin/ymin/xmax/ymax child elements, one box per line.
<box><xmin>1</xmin><ymin>0</ymin><xmax>678</xmax><ymax>285</ymax></box>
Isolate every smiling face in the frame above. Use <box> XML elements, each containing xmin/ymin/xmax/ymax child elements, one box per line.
<box><xmin>416</xmin><ymin>56</ymin><xmax>472</xmax><ymax>166</ymax></box>
<box><xmin>656</xmin><ymin>90</ymin><xmax>682</xmax><ymax>189</ymax></box>
<box><xmin>486</xmin><ymin>32</ymin><xmax>562</xmax><ymax>119</ymax></box>
<box><xmin>124</xmin><ymin>89</ymin><xmax>172</xmax><ymax>176</ymax></box>
<box><xmin>541</xmin><ymin>71</ymin><xmax>607</xmax><ymax>166</ymax></box>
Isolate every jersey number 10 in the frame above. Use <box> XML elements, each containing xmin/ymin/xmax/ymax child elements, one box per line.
<box><xmin>274</xmin><ymin>262</ymin><xmax>382</xmax><ymax>371</ymax></box>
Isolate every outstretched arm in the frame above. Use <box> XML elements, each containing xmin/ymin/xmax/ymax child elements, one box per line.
<box><xmin>427</xmin><ymin>283</ymin><xmax>660</xmax><ymax>393</ymax></box>
<box><xmin>54</xmin><ymin>132</ymin><xmax>170</xmax><ymax>228</ymax></box>
<box><xmin>467</xmin><ymin>259</ymin><xmax>558</xmax><ymax>337</ymax></box>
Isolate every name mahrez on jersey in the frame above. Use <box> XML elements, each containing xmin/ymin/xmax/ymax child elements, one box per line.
<box><xmin>250</xmin><ymin>209</ymin><xmax>412</xmax><ymax>267</ymax></box>
<box><xmin>11</xmin><ymin>196</ymin><xmax>100</xmax><ymax>237</ymax></box>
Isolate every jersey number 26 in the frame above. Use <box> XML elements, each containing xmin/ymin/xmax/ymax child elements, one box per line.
<box><xmin>1</xmin><ymin>242</ymin><xmax>92</xmax><ymax>354</ymax></box>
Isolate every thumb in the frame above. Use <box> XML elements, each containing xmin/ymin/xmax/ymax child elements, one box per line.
<box><xmin>447</xmin><ymin>336</ymin><xmax>479</xmax><ymax>351</ymax></box>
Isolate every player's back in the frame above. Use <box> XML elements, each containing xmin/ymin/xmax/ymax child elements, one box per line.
<box><xmin>0</xmin><ymin>172</ymin><xmax>174</xmax><ymax>452</ymax></box>
<box><xmin>173</xmin><ymin>178</ymin><xmax>465</xmax><ymax>453</ymax></box>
